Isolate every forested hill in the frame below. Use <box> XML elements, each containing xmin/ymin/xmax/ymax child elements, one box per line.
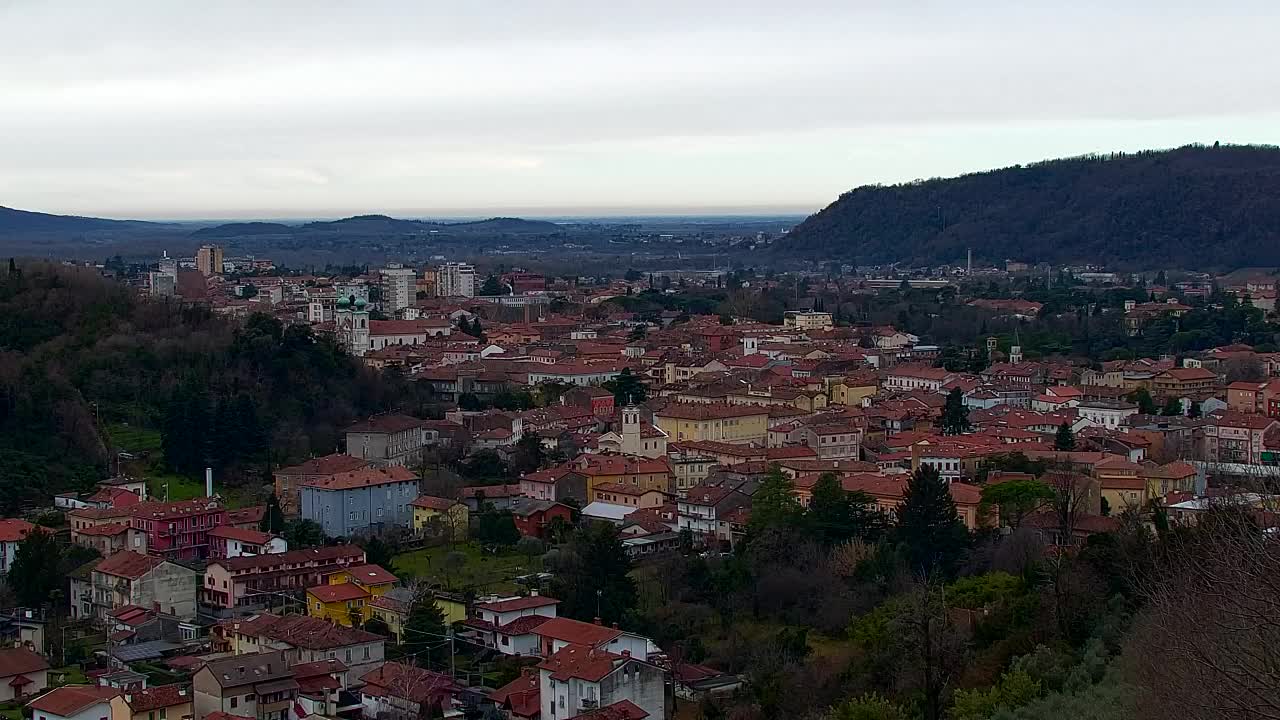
<box><xmin>0</xmin><ymin>262</ymin><xmax>414</xmax><ymax>514</ymax></box>
<box><xmin>779</xmin><ymin>144</ymin><xmax>1280</xmax><ymax>269</ymax></box>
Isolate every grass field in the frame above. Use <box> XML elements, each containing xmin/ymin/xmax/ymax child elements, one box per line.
<box><xmin>105</xmin><ymin>423</ymin><xmax>162</xmax><ymax>454</ymax></box>
<box><xmin>392</xmin><ymin>542</ymin><xmax>542</xmax><ymax>594</ymax></box>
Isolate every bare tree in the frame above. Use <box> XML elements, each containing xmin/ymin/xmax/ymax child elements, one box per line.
<box><xmin>1126</xmin><ymin>508</ymin><xmax>1280</xmax><ymax>720</ymax></box>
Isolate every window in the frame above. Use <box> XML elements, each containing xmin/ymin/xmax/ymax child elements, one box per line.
<box><xmin>230</xmin><ymin>698</ymin><xmax>238</xmax><ymax>709</ymax></box>
<box><xmin>364</xmin><ymin>646</ymin><xmax>370</xmax><ymax>659</ymax></box>
<box><xmin>345</xmin><ymin>649</ymin><xmax>352</xmax><ymax>663</ymax></box>
<box><xmin>160</xmin><ymin>710</ymin><xmax>167</xmax><ymax>720</ymax></box>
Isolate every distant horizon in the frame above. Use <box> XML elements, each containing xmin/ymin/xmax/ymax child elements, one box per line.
<box><xmin>4</xmin><ymin>203</ymin><xmax>815</xmax><ymax>224</ymax></box>
<box><xmin>5</xmin><ymin>2</ymin><xmax>1279</xmax><ymax>217</ymax></box>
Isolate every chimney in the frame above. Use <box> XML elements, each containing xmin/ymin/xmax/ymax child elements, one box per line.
<box><xmin>621</xmin><ymin>650</ymin><xmax>631</xmax><ymax>657</ymax></box>
<box><xmin>593</xmin><ymin>617</ymin><xmax>602</xmax><ymax>625</ymax></box>
<box><xmin>206</xmin><ymin>467</ymin><xmax>213</xmax><ymax>498</ymax></box>
<box><xmin>612</xmin><ymin>622</ymin><xmax>619</xmax><ymax>629</ymax></box>
<box><xmin>530</xmin><ymin>589</ymin><xmax>539</xmax><ymax>597</ymax></box>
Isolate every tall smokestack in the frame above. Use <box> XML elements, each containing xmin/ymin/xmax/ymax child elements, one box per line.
<box><xmin>206</xmin><ymin>467</ymin><xmax>213</xmax><ymax>498</ymax></box>
<box><xmin>967</xmin><ymin>248</ymin><xmax>972</xmax><ymax>276</ymax></box>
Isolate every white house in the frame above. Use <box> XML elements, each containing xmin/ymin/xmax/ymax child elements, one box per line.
<box><xmin>0</xmin><ymin>519</ymin><xmax>35</xmax><ymax>574</ymax></box>
<box><xmin>1076</xmin><ymin>400</ymin><xmax>1139</xmax><ymax>430</ymax></box>
<box><xmin>537</xmin><ymin>645</ymin><xmax>667</xmax><ymax>720</ymax></box>
<box><xmin>0</xmin><ymin>647</ymin><xmax>49</xmax><ymax>702</ymax></box>
<box><xmin>462</xmin><ymin>594</ymin><xmax>560</xmax><ymax>656</ymax></box>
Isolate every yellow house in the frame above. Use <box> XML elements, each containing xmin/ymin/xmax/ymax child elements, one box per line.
<box><xmin>829</xmin><ymin>375</ymin><xmax>878</xmax><ymax>407</ymax></box>
<box><xmin>306</xmin><ymin>563</ymin><xmax>397</xmax><ymax>627</ymax></box>
<box><xmin>367</xmin><ymin>588</ymin><xmax>467</xmax><ymax>642</ymax></box>
<box><xmin>411</xmin><ymin>495</ymin><xmax>469</xmax><ymax>541</ymax></box>
<box><xmin>574</xmin><ymin>454</ymin><xmax>674</xmax><ymax>496</ymax></box>
<box><xmin>653</xmin><ymin>403</ymin><xmax>769</xmax><ymax>445</ymax></box>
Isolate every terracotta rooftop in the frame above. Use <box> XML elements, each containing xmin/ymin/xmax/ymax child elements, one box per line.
<box><xmin>27</xmin><ymin>686</ymin><xmax>120</xmax><ymax>716</ymax></box>
<box><xmin>0</xmin><ymin>647</ymin><xmax>50</xmax><ymax>676</ymax></box>
<box><xmin>345</xmin><ymin>414</ymin><xmax>425</xmax><ymax>435</ymax></box>
<box><xmin>0</xmin><ymin>519</ymin><xmax>36</xmax><ymax>543</ymax></box>
<box><xmin>119</xmin><ymin>684</ymin><xmax>191</xmax><ymax>712</ymax></box>
<box><xmin>276</xmin><ymin>454</ymin><xmax>370</xmax><ymax>477</ymax></box>
<box><xmin>95</xmin><ymin>551</ymin><xmax>164</xmax><ymax>580</ymax></box>
<box><xmin>208</xmin><ymin>526</ymin><xmax>276</xmax><ymax>544</ymax></box>
<box><xmin>303</xmin><ymin>466</ymin><xmax>418</xmax><ymax>490</ymax></box>
<box><xmin>307</xmin><ymin>583</ymin><xmax>369</xmax><ymax>603</ymax></box>
<box><xmin>538</xmin><ymin>643</ymin><xmax>626</xmax><ymax>683</ymax></box>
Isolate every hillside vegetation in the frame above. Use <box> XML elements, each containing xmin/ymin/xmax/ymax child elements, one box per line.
<box><xmin>780</xmin><ymin>144</ymin><xmax>1280</xmax><ymax>269</ymax></box>
<box><xmin>0</xmin><ymin>262</ymin><xmax>412</xmax><ymax>513</ymax></box>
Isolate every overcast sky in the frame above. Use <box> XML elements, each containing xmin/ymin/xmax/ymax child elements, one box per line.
<box><xmin>2</xmin><ymin>0</ymin><xmax>1279</xmax><ymax>219</ymax></box>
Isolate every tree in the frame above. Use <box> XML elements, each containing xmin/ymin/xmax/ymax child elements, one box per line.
<box><xmin>403</xmin><ymin>585</ymin><xmax>448</xmax><ymax>662</ymax></box>
<box><xmin>825</xmin><ymin>693</ymin><xmax>907</xmax><ymax>720</ymax></box>
<box><xmin>1127</xmin><ymin>387</ymin><xmax>1157</xmax><ymax>415</ymax></box>
<box><xmin>1054</xmin><ymin>422</ymin><xmax>1076</xmax><ymax>451</ymax></box>
<box><xmin>474</xmin><ymin>511</ymin><xmax>520</xmax><ymax>548</ymax></box>
<box><xmin>748</xmin><ymin>466</ymin><xmax>803</xmax><ymax>534</ymax></box>
<box><xmin>1187</xmin><ymin>400</ymin><xmax>1202</xmax><ymax>419</ymax></box>
<box><xmin>550</xmin><ymin>522</ymin><xmax>637</xmax><ymax>624</ymax></box>
<box><xmin>980</xmin><ymin>479</ymin><xmax>1055</xmax><ymax>529</ymax></box>
<box><xmin>480</xmin><ymin>275</ymin><xmax>508</xmax><ymax>296</ymax></box>
<box><xmin>941</xmin><ymin>387</ymin><xmax>970</xmax><ymax>435</ymax></box>
<box><xmin>896</xmin><ymin>465</ymin><xmax>969</xmax><ymax>578</ymax></box>
<box><xmin>458</xmin><ymin>449</ymin><xmax>507</xmax><ymax>481</ymax></box>
<box><xmin>1160</xmin><ymin>396</ymin><xmax>1183</xmax><ymax>416</ymax></box>
<box><xmin>8</xmin><ymin>529</ymin><xmax>62</xmax><ymax>607</ymax></box>
<box><xmin>283</xmin><ymin>519</ymin><xmax>326</xmax><ymax>548</ymax></box>
<box><xmin>363</xmin><ymin>616</ymin><xmax>392</xmax><ymax>638</ymax></box>
<box><xmin>516</xmin><ymin>536</ymin><xmax>544</xmax><ymax>564</ymax></box>
<box><xmin>807</xmin><ymin>473</ymin><xmax>884</xmax><ymax>545</ymax></box>
<box><xmin>509</xmin><ymin>434</ymin><xmax>546</xmax><ymax>475</ymax></box>
<box><xmin>361</xmin><ymin>535</ymin><xmax>394</xmax><ymax>570</ymax></box>
<box><xmin>604</xmin><ymin>367</ymin><xmax>647</xmax><ymax>405</ymax></box>
<box><xmin>261</xmin><ymin>493</ymin><xmax>286</xmax><ymax>534</ymax></box>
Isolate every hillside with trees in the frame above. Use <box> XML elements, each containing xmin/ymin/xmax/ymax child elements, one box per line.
<box><xmin>779</xmin><ymin>144</ymin><xmax>1280</xmax><ymax>269</ymax></box>
<box><xmin>0</xmin><ymin>261</ymin><xmax>413</xmax><ymax>513</ymax></box>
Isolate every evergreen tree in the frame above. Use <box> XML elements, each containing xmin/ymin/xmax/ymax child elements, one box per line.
<box><xmin>550</xmin><ymin>522</ymin><xmax>637</xmax><ymax>624</ymax></box>
<box><xmin>941</xmin><ymin>387</ymin><xmax>970</xmax><ymax>435</ymax></box>
<box><xmin>896</xmin><ymin>465</ymin><xmax>969</xmax><ymax>578</ymax></box>
<box><xmin>8</xmin><ymin>528</ymin><xmax>63</xmax><ymax>607</ymax></box>
<box><xmin>261</xmin><ymin>493</ymin><xmax>286</xmax><ymax>534</ymax></box>
<box><xmin>360</xmin><ymin>535</ymin><xmax>394</xmax><ymax>569</ymax></box>
<box><xmin>1160</xmin><ymin>396</ymin><xmax>1183</xmax><ymax>416</ymax></box>
<box><xmin>470</xmin><ymin>317</ymin><xmax>484</xmax><ymax>338</ymax></box>
<box><xmin>748</xmin><ymin>466</ymin><xmax>804</xmax><ymax>533</ymax></box>
<box><xmin>403</xmin><ymin>587</ymin><xmax>448</xmax><ymax>662</ymax></box>
<box><xmin>1054</xmin><ymin>422</ymin><xmax>1076</xmax><ymax>451</ymax></box>
<box><xmin>1128</xmin><ymin>387</ymin><xmax>1158</xmax><ymax>415</ymax></box>
<box><xmin>604</xmin><ymin>367</ymin><xmax>648</xmax><ymax>405</ymax></box>
<box><xmin>806</xmin><ymin>473</ymin><xmax>884</xmax><ymax>545</ymax></box>
<box><xmin>1188</xmin><ymin>401</ymin><xmax>1202</xmax><ymax>418</ymax></box>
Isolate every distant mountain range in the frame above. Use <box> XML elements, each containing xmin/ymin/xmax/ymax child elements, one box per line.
<box><xmin>778</xmin><ymin>144</ymin><xmax>1280</xmax><ymax>269</ymax></box>
<box><xmin>0</xmin><ymin>206</ymin><xmax>159</xmax><ymax>233</ymax></box>
<box><xmin>192</xmin><ymin>214</ymin><xmax>562</xmax><ymax>238</ymax></box>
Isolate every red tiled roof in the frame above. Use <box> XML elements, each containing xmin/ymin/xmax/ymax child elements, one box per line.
<box><xmin>307</xmin><ymin>584</ymin><xmax>369</xmax><ymax>603</ymax></box>
<box><xmin>410</xmin><ymin>495</ymin><xmax>460</xmax><ymax>511</ymax></box>
<box><xmin>27</xmin><ymin>686</ymin><xmax>120</xmax><ymax>716</ymax></box>
<box><xmin>231</xmin><ymin>613</ymin><xmax>381</xmax><ymax>650</ymax></box>
<box><xmin>476</xmin><ymin>595</ymin><xmax>560</xmax><ymax>614</ymax></box>
<box><xmin>208</xmin><ymin>526</ymin><xmax>275</xmax><ymax>544</ymax></box>
<box><xmin>72</xmin><ymin>522</ymin><xmax>131</xmax><ymax>537</ymax></box>
<box><xmin>345</xmin><ymin>414</ymin><xmax>425</xmax><ymax>434</ymax></box>
<box><xmin>534</xmin><ymin>618</ymin><xmax>622</xmax><ymax>648</ymax></box>
<box><xmin>0</xmin><ymin>647</ymin><xmax>49</xmax><ymax>677</ymax></box>
<box><xmin>95</xmin><ymin>551</ymin><xmax>164</xmax><ymax>580</ymax></box>
<box><xmin>538</xmin><ymin>644</ymin><xmax>625</xmax><ymax>682</ymax></box>
<box><xmin>496</xmin><ymin>615</ymin><xmax>554</xmax><ymax>636</ymax></box>
<box><xmin>121</xmin><ymin>684</ymin><xmax>191</xmax><ymax>712</ymax></box>
<box><xmin>276</xmin><ymin>454</ymin><xmax>370</xmax><ymax>477</ymax></box>
<box><xmin>654</xmin><ymin>403</ymin><xmax>768</xmax><ymax>420</ymax></box>
<box><xmin>304</xmin><ymin>466</ymin><xmax>417</xmax><ymax>490</ymax></box>
<box><xmin>570</xmin><ymin>699</ymin><xmax>649</xmax><ymax>720</ymax></box>
<box><xmin>490</xmin><ymin>671</ymin><xmax>540</xmax><ymax>718</ymax></box>
<box><xmin>359</xmin><ymin>662</ymin><xmax>458</xmax><ymax>705</ymax></box>
<box><xmin>217</xmin><ymin>545</ymin><xmax>365</xmax><ymax>572</ymax></box>
<box><xmin>340</xmin><ymin>564</ymin><xmax>398</xmax><ymax>585</ymax></box>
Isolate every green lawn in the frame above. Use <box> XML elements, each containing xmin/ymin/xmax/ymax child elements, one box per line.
<box><xmin>392</xmin><ymin>542</ymin><xmax>541</xmax><ymax>594</ymax></box>
<box><xmin>0</xmin><ymin>703</ymin><xmax>22</xmax><ymax>720</ymax></box>
<box><xmin>48</xmin><ymin>664</ymin><xmax>88</xmax><ymax>687</ymax></box>
<box><xmin>105</xmin><ymin>423</ymin><xmax>162</xmax><ymax>454</ymax></box>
